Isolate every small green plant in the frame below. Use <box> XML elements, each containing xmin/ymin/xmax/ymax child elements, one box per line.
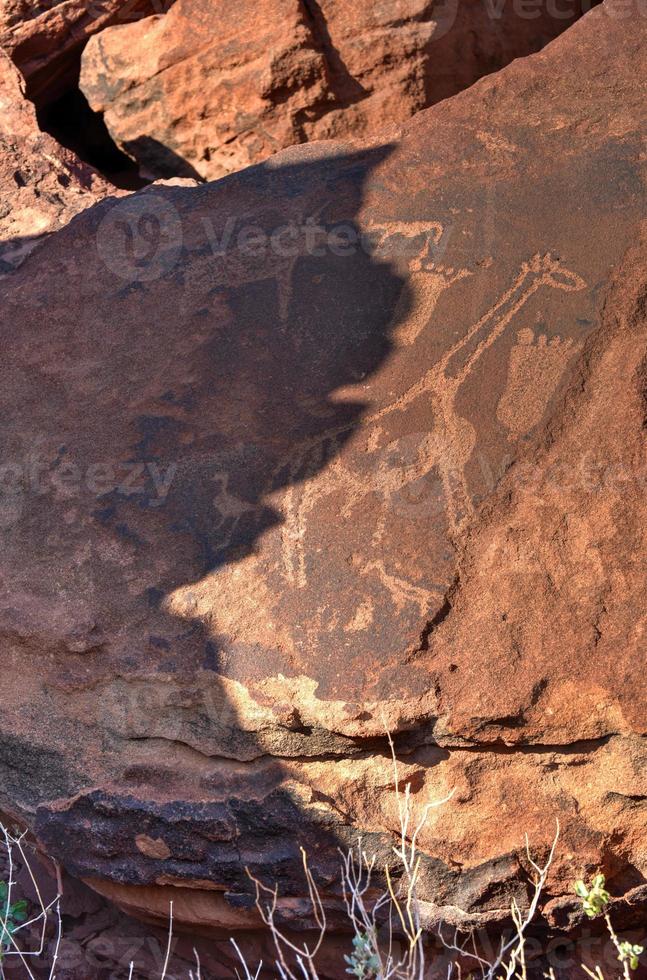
<box><xmin>575</xmin><ymin>874</ymin><xmax>610</xmax><ymax>919</ymax></box>
<box><xmin>617</xmin><ymin>941</ymin><xmax>644</xmax><ymax>972</ymax></box>
<box><xmin>0</xmin><ymin>879</ymin><xmax>28</xmax><ymax>959</ymax></box>
<box><xmin>575</xmin><ymin>874</ymin><xmax>644</xmax><ymax>979</ymax></box>
<box><xmin>344</xmin><ymin>931</ymin><xmax>380</xmax><ymax>978</ymax></box>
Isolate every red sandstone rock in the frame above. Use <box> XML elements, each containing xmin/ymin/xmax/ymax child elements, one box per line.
<box><xmin>79</xmin><ymin>0</ymin><xmax>590</xmax><ymax>180</ymax></box>
<box><xmin>0</xmin><ymin>49</ymin><xmax>115</xmax><ymax>272</ymax></box>
<box><xmin>0</xmin><ymin>0</ymin><xmax>173</xmax><ymax>106</ymax></box>
<box><xmin>0</xmin><ymin>2</ymin><xmax>645</xmax><ymax>958</ymax></box>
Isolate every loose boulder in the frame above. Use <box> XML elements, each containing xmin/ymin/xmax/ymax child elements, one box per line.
<box><xmin>79</xmin><ymin>0</ymin><xmax>592</xmax><ymax>180</ymax></box>
<box><xmin>0</xmin><ymin>0</ymin><xmax>173</xmax><ymax>106</ymax></box>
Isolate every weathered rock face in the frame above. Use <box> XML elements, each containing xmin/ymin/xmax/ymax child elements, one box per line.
<box><xmin>79</xmin><ymin>0</ymin><xmax>592</xmax><ymax>181</ymax></box>
<box><xmin>0</xmin><ymin>0</ymin><xmax>174</xmax><ymax>106</ymax></box>
<box><xmin>0</xmin><ymin>2</ymin><xmax>645</xmax><ymax>963</ymax></box>
<box><xmin>0</xmin><ymin>49</ymin><xmax>116</xmax><ymax>272</ymax></box>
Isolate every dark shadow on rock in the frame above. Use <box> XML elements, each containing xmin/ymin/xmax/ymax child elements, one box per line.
<box><xmin>121</xmin><ymin>135</ymin><xmax>204</xmax><ymax>182</ymax></box>
<box><xmin>301</xmin><ymin>0</ymin><xmax>368</xmax><ymax>104</ymax></box>
<box><xmin>0</xmin><ymin>141</ymin><xmax>453</xmax><ymax>944</ymax></box>
<box><xmin>419</xmin><ymin>0</ymin><xmax>603</xmax><ymax>108</ymax></box>
<box><xmin>37</xmin><ymin>88</ymin><xmax>150</xmax><ymax>190</ymax></box>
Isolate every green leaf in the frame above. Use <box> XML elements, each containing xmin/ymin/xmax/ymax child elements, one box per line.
<box><xmin>10</xmin><ymin>899</ymin><xmax>27</xmax><ymax>923</ymax></box>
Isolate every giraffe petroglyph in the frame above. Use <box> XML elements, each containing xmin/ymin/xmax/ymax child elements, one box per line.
<box><xmin>279</xmin><ymin>249</ymin><xmax>586</xmax><ymax>595</ymax></box>
<box><xmin>367</xmin><ymin>252</ymin><xmax>588</xmax><ymax>531</ymax></box>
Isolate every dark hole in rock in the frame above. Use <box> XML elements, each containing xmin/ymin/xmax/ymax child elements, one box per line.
<box><xmin>37</xmin><ymin>87</ymin><xmax>149</xmax><ymax>191</ymax></box>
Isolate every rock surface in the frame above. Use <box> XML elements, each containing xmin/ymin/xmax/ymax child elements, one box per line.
<box><xmin>0</xmin><ymin>2</ymin><xmax>645</xmax><ymax>963</ymax></box>
<box><xmin>0</xmin><ymin>49</ymin><xmax>115</xmax><ymax>272</ymax></box>
<box><xmin>0</xmin><ymin>0</ymin><xmax>173</xmax><ymax>106</ymax></box>
<box><xmin>79</xmin><ymin>0</ymin><xmax>590</xmax><ymax>180</ymax></box>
